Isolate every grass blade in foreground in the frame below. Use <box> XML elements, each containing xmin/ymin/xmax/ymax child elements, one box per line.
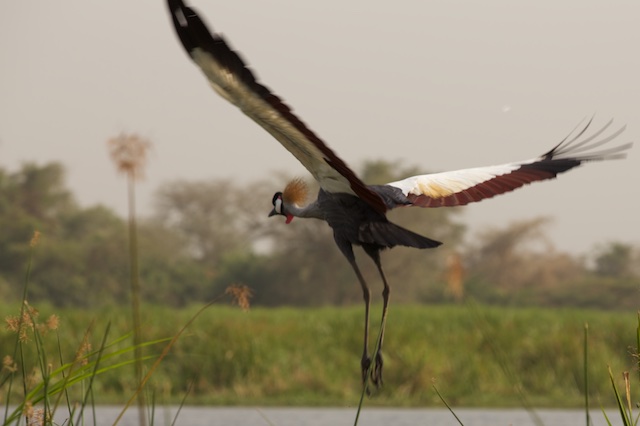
<box><xmin>433</xmin><ymin>383</ymin><xmax>464</xmax><ymax>426</ymax></box>
<box><xmin>112</xmin><ymin>297</ymin><xmax>220</xmax><ymax>426</ymax></box>
<box><xmin>584</xmin><ymin>323</ymin><xmax>591</xmax><ymax>426</ymax></box>
<box><xmin>606</xmin><ymin>366</ymin><xmax>632</xmax><ymax>426</ymax></box>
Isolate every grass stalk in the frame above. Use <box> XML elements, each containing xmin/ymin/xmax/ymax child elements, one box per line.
<box><xmin>607</xmin><ymin>366</ymin><xmax>632</xmax><ymax>425</ymax></box>
<box><xmin>108</xmin><ymin>132</ymin><xmax>151</xmax><ymax>426</ymax></box>
<box><xmin>602</xmin><ymin>312</ymin><xmax>640</xmax><ymax>426</ymax></box>
<box><xmin>584</xmin><ymin>322</ymin><xmax>591</xmax><ymax>426</ymax></box>
<box><xmin>2</xmin><ymin>231</ymin><xmax>37</xmax><ymax>423</ymax></box>
<box><xmin>433</xmin><ymin>383</ymin><xmax>464</xmax><ymax>426</ymax></box>
<box><xmin>170</xmin><ymin>380</ymin><xmax>194</xmax><ymax>426</ymax></box>
<box><xmin>127</xmin><ymin>173</ymin><xmax>146</xmax><ymax>426</ymax></box>
<box><xmin>636</xmin><ymin>312</ymin><xmax>640</xmax><ymax>384</ymax></box>
<box><xmin>2</xmin><ymin>312</ymin><xmax>167</xmax><ymax>426</ymax></box>
<box><xmin>72</xmin><ymin>323</ymin><xmax>112</xmax><ymax>426</ymax></box>
<box><xmin>112</xmin><ymin>298</ymin><xmax>220</xmax><ymax>426</ymax></box>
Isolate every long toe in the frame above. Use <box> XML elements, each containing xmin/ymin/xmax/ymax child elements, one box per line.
<box><xmin>371</xmin><ymin>351</ymin><xmax>384</xmax><ymax>388</ymax></box>
<box><xmin>361</xmin><ymin>355</ymin><xmax>372</xmax><ymax>385</ymax></box>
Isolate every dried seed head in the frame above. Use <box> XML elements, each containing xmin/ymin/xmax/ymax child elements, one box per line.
<box><xmin>45</xmin><ymin>314</ymin><xmax>59</xmax><ymax>331</ymax></box>
<box><xmin>5</xmin><ymin>316</ymin><xmax>19</xmax><ymax>333</ymax></box>
<box><xmin>29</xmin><ymin>230</ymin><xmax>41</xmax><ymax>248</ymax></box>
<box><xmin>107</xmin><ymin>133</ymin><xmax>152</xmax><ymax>180</ymax></box>
<box><xmin>225</xmin><ymin>284</ymin><xmax>253</xmax><ymax>311</ymax></box>
<box><xmin>6</xmin><ymin>302</ymin><xmax>39</xmax><ymax>342</ymax></box>
<box><xmin>23</xmin><ymin>401</ymin><xmax>33</xmax><ymax>419</ymax></box>
<box><xmin>2</xmin><ymin>355</ymin><xmax>17</xmax><ymax>373</ymax></box>
<box><xmin>26</xmin><ymin>407</ymin><xmax>44</xmax><ymax>426</ymax></box>
<box><xmin>37</xmin><ymin>314</ymin><xmax>60</xmax><ymax>335</ymax></box>
<box><xmin>75</xmin><ymin>337</ymin><xmax>92</xmax><ymax>366</ymax></box>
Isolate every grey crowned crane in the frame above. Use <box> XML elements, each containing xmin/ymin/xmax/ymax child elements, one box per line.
<box><xmin>167</xmin><ymin>0</ymin><xmax>632</xmax><ymax>388</ymax></box>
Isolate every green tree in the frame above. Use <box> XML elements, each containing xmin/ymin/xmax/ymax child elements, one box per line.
<box><xmin>136</xmin><ymin>218</ymin><xmax>210</xmax><ymax>306</ymax></box>
<box><xmin>152</xmin><ymin>178</ymin><xmax>276</xmax><ymax>299</ymax></box>
<box><xmin>0</xmin><ymin>161</ymin><xmax>207</xmax><ymax>308</ymax></box>
<box><xmin>593</xmin><ymin>242</ymin><xmax>635</xmax><ymax>278</ymax></box>
<box><xmin>154</xmin><ymin>180</ymin><xmax>254</xmax><ymax>262</ymax></box>
<box><xmin>464</xmin><ymin>217</ymin><xmax>584</xmax><ymax>305</ymax></box>
<box><xmin>0</xmin><ymin>162</ymin><xmax>76</xmax><ymax>297</ymax></box>
<box><xmin>7</xmin><ymin>162</ymin><xmax>75</xmax><ymax>222</ymax></box>
<box><xmin>28</xmin><ymin>206</ymin><xmax>129</xmax><ymax>307</ymax></box>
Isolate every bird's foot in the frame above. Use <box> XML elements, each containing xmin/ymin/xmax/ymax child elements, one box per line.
<box><xmin>361</xmin><ymin>355</ymin><xmax>372</xmax><ymax>386</ymax></box>
<box><xmin>371</xmin><ymin>350</ymin><xmax>384</xmax><ymax>388</ymax></box>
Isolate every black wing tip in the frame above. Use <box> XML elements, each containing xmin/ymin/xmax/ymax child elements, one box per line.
<box><xmin>167</xmin><ymin>0</ymin><xmax>195</xmax><ymax>53</ymax></box>
<box><xmin>544</xmin><ymin>117</ymin><xmax>632</xmax><ymax>162</ymax></box>
<box><xmin>167</xmin><ymin>0</ymin><xmax>218</xmax><ymax>55</ymax></box>
<box><xmin>167</xmin><ymin>0</ymin><xmax>261</xmax><ymax>90</ymax></box>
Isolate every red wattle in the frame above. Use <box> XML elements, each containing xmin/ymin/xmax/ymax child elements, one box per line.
<box><xmin>285</xmin><ymin>214</ymin><xmax>294</xmax><ymax>224</ymax></box>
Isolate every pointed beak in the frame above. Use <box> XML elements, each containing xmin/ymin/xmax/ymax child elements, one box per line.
<box><xmin>268</xmin><ymin>208</ymin><xmax>277</xmax><ymax>218</ymax></box>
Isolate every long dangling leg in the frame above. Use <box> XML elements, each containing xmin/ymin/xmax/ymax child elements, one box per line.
<box><xmin>364</xmin><ymin>246</ymin><xmax>389</xmax><ymax>387</ymax></box>
<box><xmin>338</xmin><ymin>241</ymin><xmax>372</xmax><ymax>385</ymax></box>
<box><xmin>348</xmin><ymin>258</ymin><xmax>372</xmax><ymax>385</ymax></box>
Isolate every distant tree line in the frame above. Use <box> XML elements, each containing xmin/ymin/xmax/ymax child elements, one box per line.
<box><xmin>0</xmin><ymin>161</ymin><xmax>637</xmax><ymax>309</ymax></box>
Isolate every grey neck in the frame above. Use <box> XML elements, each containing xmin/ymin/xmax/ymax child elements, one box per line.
<box><xmin>286</xmin><ymin>199</ymin><xmax>325</xmax><ymax>220</ymax></box>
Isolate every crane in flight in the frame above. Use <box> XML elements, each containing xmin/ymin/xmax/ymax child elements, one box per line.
<box><xmin>167</xmin><ymin>0</ymin><xmax>631</xmax><ymax>388</ymax></box>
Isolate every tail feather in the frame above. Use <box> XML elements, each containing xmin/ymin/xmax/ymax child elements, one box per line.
<box><xmin>359</xmin><ymin>221</ymin><xmax>442</xmax><ymax>249</ymax></box>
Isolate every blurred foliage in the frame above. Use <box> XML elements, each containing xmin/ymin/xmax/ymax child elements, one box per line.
<box><xmin>0</xmin><ymin>161</ymin><xmax>637</xmax><ymax>309</ymax></box>
<box><xmin>1</xmin><ymin>303</ymin><xmax>636</xmax><ymax>407</ymax></box>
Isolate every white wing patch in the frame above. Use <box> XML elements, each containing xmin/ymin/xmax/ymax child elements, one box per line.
<box><xmin>387</xmin><ymin>163</ymin><xmax>522</xmax><ymax>199</ymax></box>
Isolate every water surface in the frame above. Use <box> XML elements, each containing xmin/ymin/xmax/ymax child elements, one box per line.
<box><xmin>50</xmin><ymin>406</ymin><xmax>622</xmax><ymax>426</ymax></box>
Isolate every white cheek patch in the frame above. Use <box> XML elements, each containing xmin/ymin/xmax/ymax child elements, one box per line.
<box><xmin>274</xmin><ymin>197</ymin><xmax>283</xmax><ymax>214</ymax></box>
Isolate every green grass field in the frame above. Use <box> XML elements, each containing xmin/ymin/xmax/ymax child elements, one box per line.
<box><xmin>1</xmin><ymin>302</ymin><xmax>637</xmax><ymax>408</ymax></box>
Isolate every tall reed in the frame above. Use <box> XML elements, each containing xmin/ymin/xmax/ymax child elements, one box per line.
<box><xmin>108</xmin><ymin>133</ymin><xmax>151</xmax><ymax>426</ymax></box>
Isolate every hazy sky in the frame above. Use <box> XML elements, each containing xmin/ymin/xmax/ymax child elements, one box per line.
<box><xmin>1</xmin><ymin>0</ymin><xmax>638</xmax><ymax>254</ymax></box>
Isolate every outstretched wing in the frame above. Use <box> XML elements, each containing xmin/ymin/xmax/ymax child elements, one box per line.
<box><xmin>385</xmin><ymin>119</ymin><xmax>632</xmax><ymax>208</ymax></box>
<box><xmin>167</xmin><ymin>0</ymin><xmax>387</xmax><ymax>213</ymax></box>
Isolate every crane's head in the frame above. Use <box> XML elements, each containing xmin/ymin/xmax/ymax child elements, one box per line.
<box><xmin>268</xmin><ymin>178</ymin><xmax>309</xmax><ymax>224</ymax></box>
<box><xmin>268</xmin><ymin>191</ymin><xmax>294</xmax><ymax>224</ymax></box>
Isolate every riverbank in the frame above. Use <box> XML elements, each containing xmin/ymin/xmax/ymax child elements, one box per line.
<box><xmin>0</xmin><ymin>303</ymin><xmax>636</xmax><ymax>407</ymax></box>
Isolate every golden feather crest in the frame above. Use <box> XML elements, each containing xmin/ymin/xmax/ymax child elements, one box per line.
<box><xmin>283</xmin><ymin>178</ymin><xmax>309</xmax><ymax>206</ymax></box>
